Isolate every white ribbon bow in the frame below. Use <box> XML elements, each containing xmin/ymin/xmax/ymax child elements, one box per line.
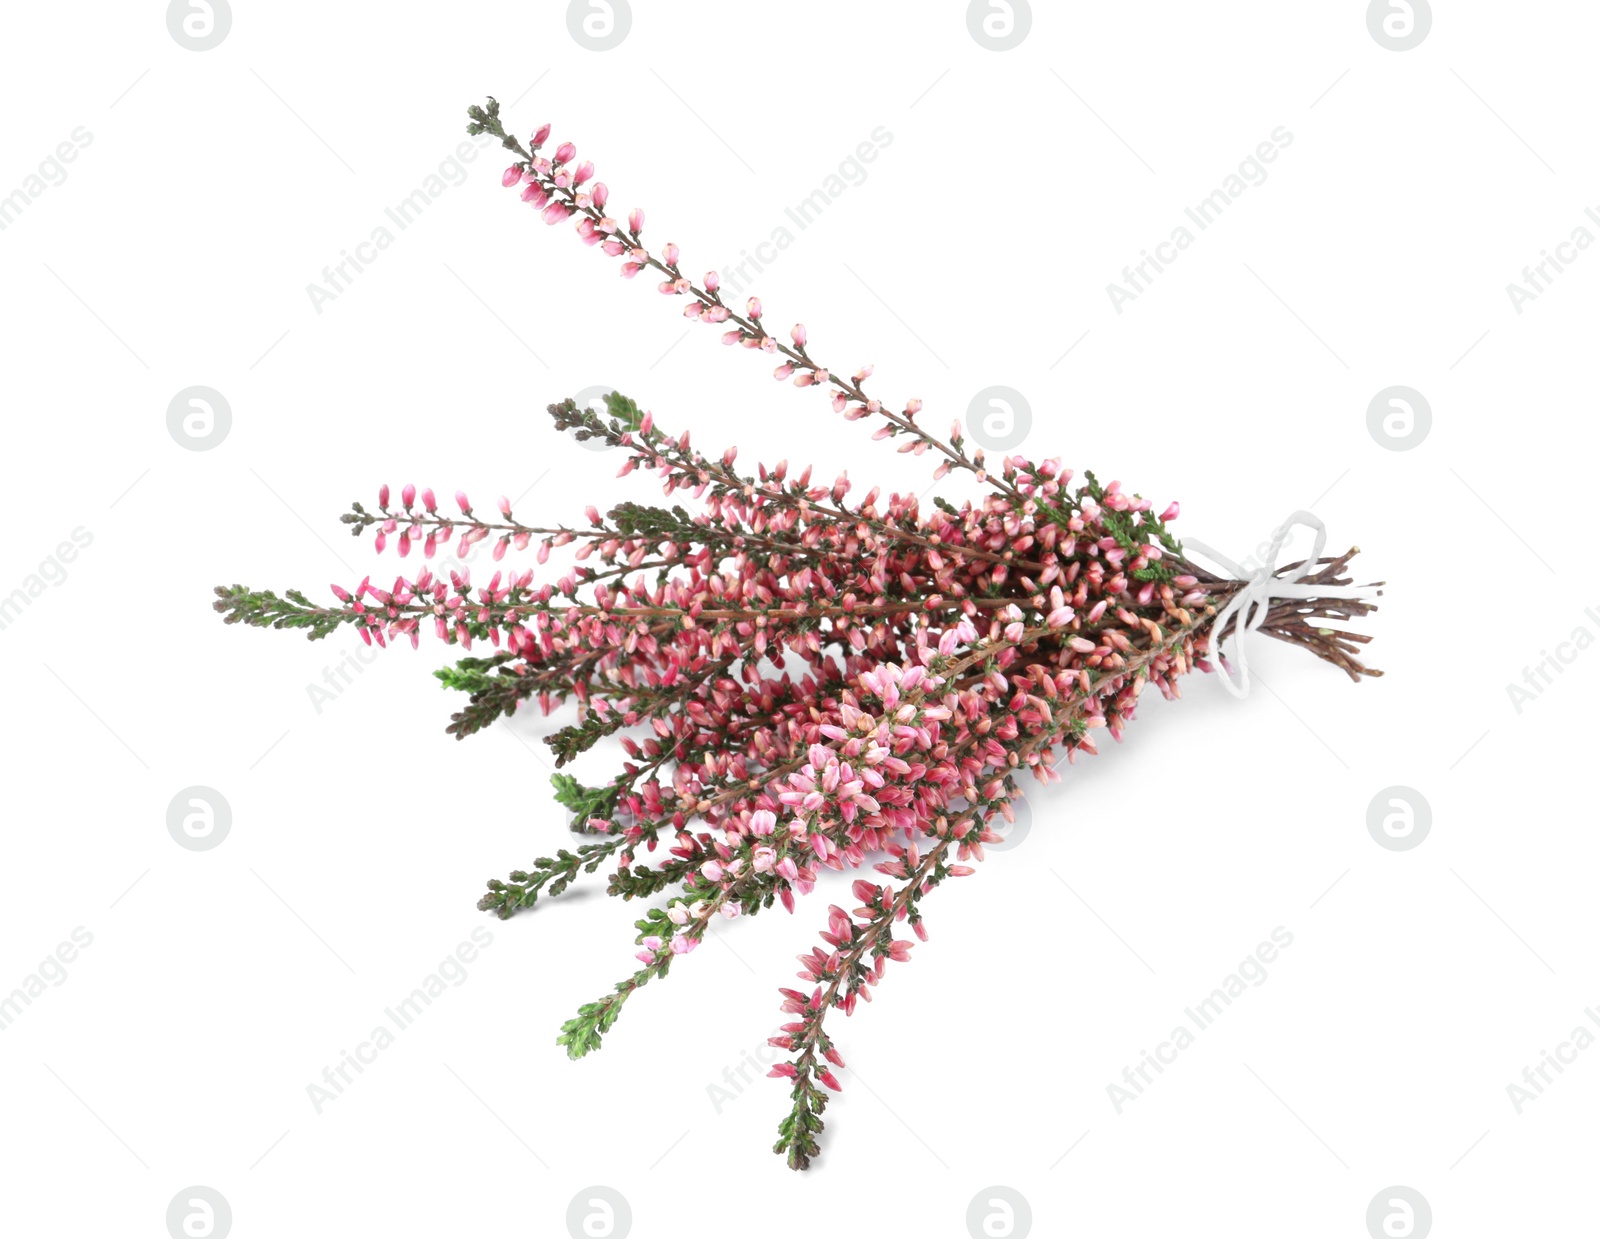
<box><xmin>1182</xmin><ymin>510</ymin><xmax>1378</xmax><ymax>699</ymax></box>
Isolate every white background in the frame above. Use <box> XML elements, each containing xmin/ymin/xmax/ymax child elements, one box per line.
<box><xmin>2</xmin><ymin>2</ymin><xmax>1595</xmax><ymax>1235</ymax></box>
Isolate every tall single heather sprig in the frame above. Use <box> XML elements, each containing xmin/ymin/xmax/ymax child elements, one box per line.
<box><xmin>213</xmin><ymin>97</ymin><xmax>1382</xmax><ymax>1170</ymax></box>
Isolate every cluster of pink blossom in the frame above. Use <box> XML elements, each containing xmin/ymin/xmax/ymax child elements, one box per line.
<box><xmin>214</xmin><ymin>99</ymin><xmax>1380</xmax><ymax>1170</ymax></box>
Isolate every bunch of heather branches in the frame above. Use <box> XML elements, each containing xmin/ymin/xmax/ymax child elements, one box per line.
<box><xmin>213</xmin><ymin>97</ymin><xmax>1381</xmax><ymax>1170</ymax></box>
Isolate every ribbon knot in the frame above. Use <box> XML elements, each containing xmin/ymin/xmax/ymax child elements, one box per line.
<box><xmin>1183</xmin><ymin>510</ymin><xmax>1377</xmax><ymax>699</ymax></box>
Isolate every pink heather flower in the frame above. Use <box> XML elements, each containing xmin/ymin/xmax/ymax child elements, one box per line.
<box><xmin>219</xmin><ymin>105</ymin><xmax>1383</xmax><ymax>1178</ymax></box>
<box><xmin>531</xmin><ymin>122</ymin><xmax>551</xmax><ymax>147</ymax></box>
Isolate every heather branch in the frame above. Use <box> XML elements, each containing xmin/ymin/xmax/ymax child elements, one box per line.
<box><xmin>773</xmin><ymin>834</ymin><xmax>956</xmax><ymax>1170</ymax></box>
<box><xmin>206</xmin><ymin>98</ymin><xmax>1385</xmax><ymax>1175</ymax></box>
<box><xmin>467</xmin><ymin>101</ymin><xmax>1020</xmax><ymax>499</ymax></box>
